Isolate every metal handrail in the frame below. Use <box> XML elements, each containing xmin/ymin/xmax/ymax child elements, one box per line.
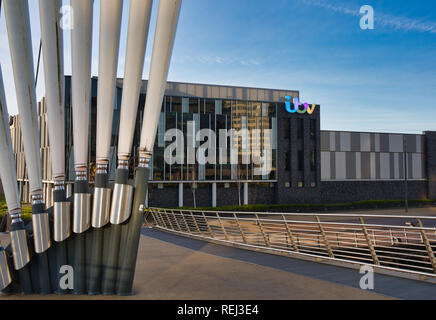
<box><xmin>163</xmin><ymin>211</ymin><xmax>436</xmax><ymax>232</ymax></box>
<box><xmin>149</xmin><ymin>207</ymin><xmax>436</xmax><ymax>279</ymax></box>
<box><xmin>169</xmin><ymin>208</ymin><xmax>436</xmax><ymax>221</ymax></box>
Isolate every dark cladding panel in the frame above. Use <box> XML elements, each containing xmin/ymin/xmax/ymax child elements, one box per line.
<box><xmin>321</xmin><ymin>132</ymin><xmax>330</xmax><ymax>152</ymax></box>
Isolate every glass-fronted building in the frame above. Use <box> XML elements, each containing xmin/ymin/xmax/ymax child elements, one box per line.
<box><xmin>9</xmin><ymin>76</ymin><xmax>436</xmax><ymax>207</ymax></box>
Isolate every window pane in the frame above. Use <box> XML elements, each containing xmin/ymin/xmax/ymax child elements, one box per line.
<box><xmin>223</xmin><ymin>100</ymin><xmax>231</xmax><ymax>117</ymax></box>
<box><xmin>205</xmin><ymin>99</ymin><xmax>215</xmax><ymax>114</ymax></box>
<box><xmin>182</xmin><ymin>98</ymin><xmax>189</xmax><ymax>113</ymax></box>
<box><xmin>189</xmin><ymin>98</ymin><xmax>199</xmax><ymax>114</ymax></box>
<box><xmin>172</xmin><ymin>97</ymin><xmax>182</xmax><ymax>113</ymax></box>
<box><xmin>215</xmin><ymin>100</ymin><xmax>222</xmax><ymax>115</ymax></box>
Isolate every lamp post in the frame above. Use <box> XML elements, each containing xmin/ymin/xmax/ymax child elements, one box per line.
<box><xmin>404</xmin><ymin>135</ymin><xmax>409</xmax><ymax>213</ymax></box>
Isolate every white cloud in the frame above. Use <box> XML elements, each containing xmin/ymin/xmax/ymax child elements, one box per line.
<box><xmin>299</xmin><ymin>0</ymin><xmax>436</xmax><ymax>34</ymax></box>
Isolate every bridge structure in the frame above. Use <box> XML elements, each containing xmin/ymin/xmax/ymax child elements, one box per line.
<box><xmin>0</xmin><ymin>0</ymin><xmax>435</xmax><ymax>301</ymax></box>
<box><xmin>1</xmin><ymin>207</ymin><xmax>436</xmax><ymax>300</ymax></box>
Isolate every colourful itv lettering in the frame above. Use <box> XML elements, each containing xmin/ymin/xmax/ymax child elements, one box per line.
<box><xmin>285</xmin><ymin>96</ymin><xmax>317</xmax><ymax>115</ymax></box>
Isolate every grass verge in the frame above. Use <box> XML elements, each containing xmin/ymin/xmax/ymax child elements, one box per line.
<box><xmin>0</xmin><ymin>195</ymin><xmax>32</xmax><ymax>222</ymax></box>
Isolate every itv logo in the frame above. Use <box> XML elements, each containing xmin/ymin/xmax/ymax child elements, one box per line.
<box><xmin>285</xmin><ymin>96</ymin><xmax>317</xmax><ymax>115</ymax></box>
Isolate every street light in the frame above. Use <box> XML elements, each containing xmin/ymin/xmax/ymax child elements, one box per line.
<box><xmin>403</xmin><ymin>135</ymin><xmax>409</xmax><ymax>213</ymax></box>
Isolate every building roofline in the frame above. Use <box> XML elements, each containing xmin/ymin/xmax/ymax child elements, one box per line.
<box><xmin>321</xmin><ymin>129</ymin><xmax>426</xmax><ymax>136</ymax></box>
<box><xmin>67</xmin><ymin>74</ymin><xmax>299</xmax><ymax>95</ymax></box>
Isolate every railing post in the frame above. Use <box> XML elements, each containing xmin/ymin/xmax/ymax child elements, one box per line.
<box><xmin>233</xmin><ymin>213</ymin><xmax>247</xmax><ymax>244</ymax></box>
<box><xmin>171</xmin><ymin>209</ymin><xmax>182</xmax><ymax>232</ymax></box>
<box><xmin>417</xmin><ymin>219</ymin><xmax>436</xmax><ymax>273</ymax></box>
<box><xmin>201</xmin><ymin>211</ymin><xmax>214</xmax><ymax>238</ymax></box>
<box><xmin>156</xmin><ymin>208</ymin><xmax>164</xmax><ymax>227</ymax></box>
<box><xmin>150</xmin><ymin>208</ymin><xmax>159</xmax><ymax>226</ymax></box>
<box><xmin>360</xmin><ymin>217</ymin><xmax>380</xmax><ymax>265</ymax></box>
<box><xmin>282</xmin><ymin>215</ymin><xmax>298</xmax><ymax>252</ymax></box>
<box><xmin>316</xmin><ymin>216</ymin><xmax>334</xmax><ymax>258</ymax></box>
<box><xmin>180</xmin><ymin>210</ymin><xmax>192</xmax><ymax>233</ymax></box>
<box><xmin>164</xmin><ymin>208</ymin><xmax>176</xmax><ymax>230</ymax></box>
<box><xmin>354</xmin><ymin>231</ymin><xmax>358</xmax><ymax>248</ymax></box>
<box><xmin>157</xmin><ymin>209</ymin><xmax>169</xmax><ymax>229</ymax></box>
<box><xmin>216</xmin><ymin>212</ymin><xmax>229</xmax><ymax>241</ymax></box>
<box><xmin>190</xmin><ymin>211</ymin><xmax>201</xmax><ymax>234</ymax></box>
<box><xmin>255</xmin><ymin>214</ymin><xmax>269</xmax><ymax>247</ymax></box>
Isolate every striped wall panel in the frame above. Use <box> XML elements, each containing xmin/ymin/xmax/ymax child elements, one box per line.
<box><xmin>321</xmin><ymin>131</ymin><xmax>425</xmax><ymax>181</ymax></box>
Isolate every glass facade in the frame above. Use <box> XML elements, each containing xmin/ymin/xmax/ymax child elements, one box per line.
<box><xmin>150</xmin><ymin>96</ymin><xmax>278</xmax><ymax>182</ymax></box>
<box><xmin>59</xmin><ymin>78</ymin><xmax>279</xmax><ymax>183</ymax></box>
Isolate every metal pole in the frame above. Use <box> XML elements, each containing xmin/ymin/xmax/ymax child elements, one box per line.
<box><xmin>201</xmin><ymin>211</ymin><xmax>214</xmax><ymax>238</ymax></box>
<box><xmin>404</xmin><ymin>135</ymin><xmax>409</xmax><ymax>213</ymax></box>
<box><xmin>417</xmin><ymin>219</ymin><xmax>436</xmax><ymax>273</ymax></box>
<box><xmin>282</xmin><ymin>215</ymin><xmax>298</xmax><ymax>252</ymax></box>
<box><xmin>360</xmin><ymin>217</ymin><xmax>380</xmax><ymax>265</ymax></box>
<box><xmin>35</xmin><ymin>39</ymin><xmax>42</xmax><ymax>87</ymax></box>
<box><xmin>316</xmin><ymin>216</ymin><xmax>334</xmax><ymax>258</ymax></box>
<box><xmin>234</xmin><ymin>213</ymin><xmax>247</xmax><ymax>244</ymax></box>
<box><xmin>103</xmin><ymin>0</ymin><xmax>153</xmax><ymax>295</ymax></box>
<box><xmin>256</xmin><ymin>214</ymin><xmax>269</xmax><ymax>247</ymax></box>
<box><xmin>88</xmin><ymin>0</ymin><xmax>123</xmax><ymax>295</ymax></box>
<box><xmin>171</xmin><ymin>209</ymin><xmax>182</xmax><ymax>232</ymax></box>
<box><xmin>116</xmin><ymin>0</ymin><xmax>182</xmax><ymax>296</ymax></box>
<box><xmin>116</xmin><ymin>167</ymin><xmax>149</xmax><ymax>295</ymax></box>
<box><xmin>0</xmin><ymin>67</ymin><xmax>30</xmax><ymax>293</ymax></box>
<box><xmin>4</xmin><ymin>0</ymin><xmax>51</xmax><ymax>294</ymax></box>
<box><xmin>39</xmin><ymin>0</ymin><xmax>70</xmax><ymax>295</ymax></box>
<box><xmin>70</xmin><ymin>0</ymin><xmax>94</xmax><ymax>294</ymax></box>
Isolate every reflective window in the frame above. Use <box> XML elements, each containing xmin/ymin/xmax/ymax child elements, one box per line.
<box><xmin>148</xmin><ymin>95</ymin><xmax>277</xmax><ymax>182</ymax></box>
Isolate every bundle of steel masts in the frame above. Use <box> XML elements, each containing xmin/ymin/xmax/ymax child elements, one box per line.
<box><xmin>0</xmin><ymin>0</ymin><xmax>181</xmax><ymax>296</ymax></box>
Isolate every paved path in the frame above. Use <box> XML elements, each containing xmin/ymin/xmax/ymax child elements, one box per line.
<box><xmin>1</xmin><ymin>224</ymin><xmax>435</xmax><ymax>299</ymax></box>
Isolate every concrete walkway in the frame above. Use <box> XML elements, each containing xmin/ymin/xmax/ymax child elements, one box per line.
<box><xmin>1</xmin><ymin>225</ymin><xmax>435</xmax><ymax>300</ymax></box>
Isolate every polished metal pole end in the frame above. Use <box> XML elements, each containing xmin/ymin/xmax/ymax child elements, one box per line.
<box><xmin>92</xmin><ymin>187</ymin><xmax>112</xmax><ymax>228</ymax></box>
<box><xmin>8</xmin><ymin>209</ymin><xmax>30</xmax><ymax>270</ymax></box>
<box><xmin>110</xmin><ymin>183</ymin><xmax>133</xmax><ymax>225</ymax></box>
<box><xmin>10</xmin><ymin>228</ymin><xmax>30</xmax><ymax>270</ymax></box>
<box><xmin>53</xmin><ymin>180</ymin><xmax>71</xmax><ymax>242</ymax></box>
<box><xmin>54</xmin><ymin>201</ymin><xmax>71</xmax><ymax>242</ymax></box>
<box><xmin>0</xmin><ymin>246</ymin><xmax>12</xmax><ymax>290</ymax></box>
<box><xmin>31</xmin><ymin>194</ymin><xmax>51</xmax><ymax>253</ymax></box>
<box><xmin>73</xmin><ymin>192</ymin><xmax>91</xmax><ymax>233</ymax></box>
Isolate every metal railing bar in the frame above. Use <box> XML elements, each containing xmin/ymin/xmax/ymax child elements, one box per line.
<box><xmin>190</xmin><ymin>211</ymin><xmax>202</xmax><ymax>233</ymax></box>
<box><xmin>376</xmin><ymin>255</ymin><xmax>433</xmax><ymax>266</ymax></box>
<box><xmin>378</xmin><ymin>261</ymin><xmax>434</xmax><ymax>272</ymax></box>
<box><xmin>166</xmin><ymin>212</ymin><xmax>436</xmax><ymax>233</ymax></box>
<box><xmin>155</xmin><ymin>209</ymin><xmax>436</xmax><ymax>278</ymax></box>
<box><xmin>151</xmin><ymin>208</ymin><xmax>436</xmax><ymax>221</ymax></box>
<box><xmin>360</xmin><ymin>217</ymin><xmax>380</xmax><ymax>265</ymax></box>
<box><xmin>417</xmin><ymin>219</ymin><xmax>436</xmax><ymax>273</ymax></box>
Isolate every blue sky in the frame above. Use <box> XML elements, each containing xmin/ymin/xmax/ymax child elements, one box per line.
<box><xmin>1</xmin><ymin>0</ymin><xmax>435</xmax><ymax>134</ymax></box>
